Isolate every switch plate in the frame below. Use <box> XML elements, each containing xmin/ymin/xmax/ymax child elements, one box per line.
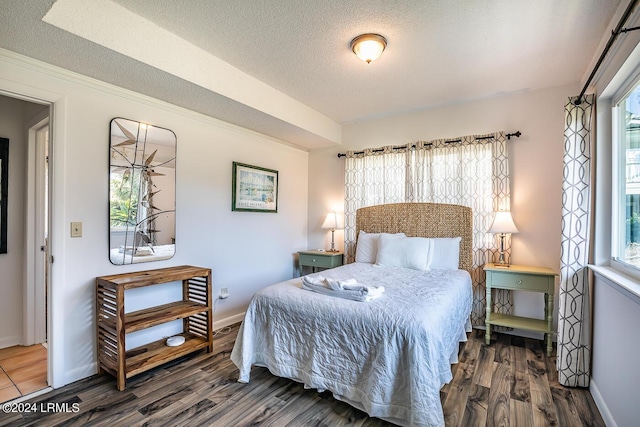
<box><xmin>71</xmin><ymin>222</ymin><xmax>82</xmax><ymax>238</ymax></box>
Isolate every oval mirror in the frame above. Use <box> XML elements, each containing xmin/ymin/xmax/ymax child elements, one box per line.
<box><xmin>109</xmin><ymin>118</ymin><xmax>176</xmax><ymax>265</ymax></box>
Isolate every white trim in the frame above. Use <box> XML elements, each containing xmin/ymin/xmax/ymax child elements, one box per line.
<box><xmin>48</xmin><ymin>96</ymin><xmax>67</xmax><ymax>390</ymax></box>
<box><xmin>64</xmin><ymin>362</ymin><xmax>98</xmax><ymax>386</ymax></box>
<box><xmin>24</xmin><ymin>116</ymin><xmax>49</xmax><ymax>346</ymax></box>
<box><xmin>4</xmin><ymin>387</ymin><xmax>53</xmax><ymax>404</ymax></box>
<box><xmin>603</xmin><ymin>40</ymin><xmax>640</xmax><ymax>103</ymax></box>
<box><xmin>214</xmin><ymin>312</ymin><xmax>245</xmax><ymax>331</ymax></box>
<box><xmin>63</xmin><ymin>312</ymin><xmax>244</xmax><ymax>384</ymax></box>
<box><xmin>590</xmin><ymin>379</ymin><xmax>618</xmax><ymax>427</ymax></box>
<box><xmin>589</xmin><ymin>265</ymin><xmax>640</xmax><ymax>305</ymax></box>
<box><xmin>0</xmin><ymin>335</ymin><xmax>22</xmax><ymax>349</ymax></box>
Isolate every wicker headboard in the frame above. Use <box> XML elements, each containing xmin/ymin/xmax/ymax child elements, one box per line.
<box><xmin>355</xmin><ymin>203</ymin><xmax>473</xmax><ymax>272</ymax></box>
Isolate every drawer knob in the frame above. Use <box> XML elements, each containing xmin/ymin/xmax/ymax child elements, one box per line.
<box><xmin>312</xmin><ymin>259</ymin><xmax>316</xmax><ymax>262</ymax></box>
<box><xmin>517</xmin><ymin>279</ymin><xmax>522</xmax><ymax>284</ymax></box>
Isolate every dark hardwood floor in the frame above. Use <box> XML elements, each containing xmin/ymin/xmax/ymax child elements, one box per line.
<box><xmin>0</xmin><ymin>324</ymin><xmax>605</xmax><ymax>427</ymax></box>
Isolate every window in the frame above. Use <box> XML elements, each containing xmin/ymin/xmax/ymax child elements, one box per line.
<box><xmin>614</xmin><ymin>82</ymin><xmax>640</xmax><ymax>269</ymax></box>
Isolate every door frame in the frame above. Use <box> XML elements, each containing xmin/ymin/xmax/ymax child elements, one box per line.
<box><xmin>0</xmin><ymin>82</ymin><xmax>63</xmax><ymax>389</ymax></box>
<box><xmin>24</xmin><ymin>113</ymin><xmax>50</xmax><ymax>346</ymax></box>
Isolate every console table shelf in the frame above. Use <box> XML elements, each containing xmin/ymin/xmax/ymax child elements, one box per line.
<box><xmin>485</xmin><ymin>313</ymin><xmax>551</xmax><ymax>333</ymax></box>
<box><xmin>96</xmin><ymin>265</ymin><xmax>212</xmax><ymax>390</ymax></box>
<box><xmin>484</xmin><ymin>263</ymin><xmax>557</xmax><ymax>356</ymax></box>
<box><xmin>124</xmin><ymin>301</ymin><xmax>210</xmax><ymax>333</ymax></box>
<box><xmin>125</xmin><ymin>332</ymin><xmax>209</xmax><ymax>377</ymax></box>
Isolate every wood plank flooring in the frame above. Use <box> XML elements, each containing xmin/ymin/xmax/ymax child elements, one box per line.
<box><xmin>0</xmin><ymin>325</ymin><xmax>605</xmax><ymax>427</ymax></box>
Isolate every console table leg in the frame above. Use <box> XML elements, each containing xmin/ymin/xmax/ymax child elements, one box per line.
<box><xmin>546</xmin><ymin>292</ymin><xmax>554</xmax><ymax>356</ymax></box>
<box><xmin>485</xmin><ymin>286</ymin><xmax>492</xmax><ymax>345</ymax></box>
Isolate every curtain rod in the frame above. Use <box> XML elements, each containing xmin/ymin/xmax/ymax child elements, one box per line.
<box><xmin>336</xmin><ymin>131</ymin><xmax>521</xmax><ymax>159</ymax></box>
<box><xmin>575</xmin><ymin>0</ymin><xmax>640</xmax><ymax>105</ymax></box>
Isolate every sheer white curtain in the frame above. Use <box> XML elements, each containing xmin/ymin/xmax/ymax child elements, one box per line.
<box><xmin>344</xmin><ymin>132</ymin><xmax>511</xmax><ymax>326</ymax></box>
<box><xmin>344</xmin><ymin>146</ymin><xmax>409</xmax><ymax>261</ymax></box>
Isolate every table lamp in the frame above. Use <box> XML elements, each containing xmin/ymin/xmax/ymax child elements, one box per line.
<box><xmin>321</xmin><ymin>212</ymin><xmax>344</xmax><ymax>252</ymax></box>
<box><xmin>488</xmin><ymin>211</ymin><xmax>519</xmax><ymax>267</ymax></box>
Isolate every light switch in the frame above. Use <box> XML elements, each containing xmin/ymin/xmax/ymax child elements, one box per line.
<box><xmin>71</xmin><ymin>222</ymin><xmax>82</xmax><ymax>238</ymax></box>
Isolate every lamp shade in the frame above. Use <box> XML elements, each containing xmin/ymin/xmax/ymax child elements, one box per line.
<box><xmin>488</xmin><ymin>211</ymin><xmax>519</xmax><ymax>234</ymax></box>
<box><xmin>321</xmin><ymin>212</ymin><xmax>344</xmax><ymax>230</ymax></box>
<box><xmin>350</xmin><ymin>34</ymin><xmax>387</xmax><ymax>63</ymax></box>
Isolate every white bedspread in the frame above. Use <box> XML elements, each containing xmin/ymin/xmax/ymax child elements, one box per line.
<box><xmin>230</xmin><ymin>262</ymin><xmax>472</xmax><ymax>427</ymax></box>
<box><xmin>109</xmin><ymin>244</ymin><xmax>175</xmax><ymax>264</ymax></box>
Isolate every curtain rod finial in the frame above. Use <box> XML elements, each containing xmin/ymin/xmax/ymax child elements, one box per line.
<box><xmin>506</xmin><ymin>131</ymin><xmax>522</xmax><ymax>140</ymax></box>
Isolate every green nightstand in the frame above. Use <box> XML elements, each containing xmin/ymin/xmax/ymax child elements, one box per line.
<box><xmin>298</xmin><ymin>250</ymin><xmax>343</xmax><ymax>276</ymax></box>
<box><xmin>484</xmin><ymin>263</ymin><xmax>557</xmax><ymax>356</ymax></box>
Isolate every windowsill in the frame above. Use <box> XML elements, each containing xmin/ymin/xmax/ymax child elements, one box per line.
<box><xmin>589</xmin><ymin>265</ymin><xmax>640</xmax><ymax>305</ymax></box>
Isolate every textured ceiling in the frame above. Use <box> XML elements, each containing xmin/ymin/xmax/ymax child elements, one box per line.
<box><xmin>0</xmin><ymin>0</ymin><xmax>623</xmax><ymax>149</ymax></box>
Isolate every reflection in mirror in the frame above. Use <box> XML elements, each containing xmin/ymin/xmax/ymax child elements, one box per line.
<box><xmin>109</xmin><ymin>118</ymin><xmax>176</xmax><ymax>265</ymax></box>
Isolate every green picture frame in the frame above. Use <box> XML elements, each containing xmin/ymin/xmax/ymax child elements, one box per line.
<box><xmin>232</xmin><ymin>162</ymin><xmax>278</xmax><ymax>213</ymax></box>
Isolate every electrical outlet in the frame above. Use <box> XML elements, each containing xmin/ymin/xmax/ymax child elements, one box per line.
<box><xmin>71</xmin><ymin>222</ymin><xmax>82</xmax><ymax>238</ymax></box>
<box><xmin>220</xmin><ymin>288</ymin><xmax>229</xmax><ymax>299</ymax></box>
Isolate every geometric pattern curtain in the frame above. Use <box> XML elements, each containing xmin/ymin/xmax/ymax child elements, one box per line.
<box><xmin>344</xmin><ymin>131</ymin><xmax>512</xmax><ymax>327</ymax></box>
<box><xmin>558</xmin><ymin>94</ymin><xmax>595</xmax><ymax>387</ymax></box>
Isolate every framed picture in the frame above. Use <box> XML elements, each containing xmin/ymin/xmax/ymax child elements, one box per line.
<box><xmin>232</xmin><ymin>162</ymin><xmax>278</xmax><ymax>213</ymax></box>
<box><xmin>0</xmin><ymin>137</ymin><xmax>8</xmax><ymax>254</ymax></box>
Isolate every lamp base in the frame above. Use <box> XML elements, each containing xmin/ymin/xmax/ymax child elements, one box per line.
<box><xmin>327</xmin><ymin>229</ymin><xmax>339</xmax><ymax>253</ymax></box>
<box><xmin>493</xmin><ymin>262</ymin><xmax>511</xmax><ymax>268</ymax></box>
<box><xmin>494</xmin><ymin>234</ymin><xmax>510</xmax><ymax>267</ymax></box>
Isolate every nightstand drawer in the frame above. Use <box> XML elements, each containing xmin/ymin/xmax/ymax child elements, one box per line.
<box><xmin>489</xmin><ymin>271</ymin><xmax>553</xmax><ymax>293</ymax></box>
<box><xmin>299</xmin><ymin>253</ymin><xmax>339</xmax><ymax>269</ymax></box>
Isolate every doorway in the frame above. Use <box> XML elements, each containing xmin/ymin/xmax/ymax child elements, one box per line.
<box><xmin>0</xmin><ymin>93</ymin><xmax>52</xmax><ymax>402</ymax></box>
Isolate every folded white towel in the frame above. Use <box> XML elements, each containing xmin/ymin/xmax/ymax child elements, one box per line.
<box><xmin>324</xmin><ymin>278</ymin><xmax>367</xmax><ymax>292</ymax></box>
<box><xmin>301</xmin><ymin>276</ymin><xmax>384</xmax><ymax>302</ymax></box>
<box><xmin>134</xmin><ymin>246</ymin><xmax>154</xmax><ymax>256</ymax></box>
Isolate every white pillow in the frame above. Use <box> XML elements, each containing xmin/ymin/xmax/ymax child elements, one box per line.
<box><xmin>355</xmin><ymin>231</ymin><xmax>405</xmax><ymax>263</ymax></box>
<box><xmin>375</xmin><ymin>234</ymin><xmax>433</xmax><ymax>271</ymax></box>
<box><xmin>430</xmin><ymin>237</ymin><xmax>462</xmax><ymax>270</ymax></box>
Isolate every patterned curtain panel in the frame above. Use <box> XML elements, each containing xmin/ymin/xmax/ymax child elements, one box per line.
<box><xmin>558</xmin><ymin>94</ymin><xmax>595</xmax><ymax>387</ymax></box>
<box><xmin>344</xmin><ymin>132</ymin><xmax>512</xmax><ymax>327</ymax></box>
<box><xmin>344</xmin><ymin>146</ymin><xmax>410</xmax><ymax>262</ymax></box>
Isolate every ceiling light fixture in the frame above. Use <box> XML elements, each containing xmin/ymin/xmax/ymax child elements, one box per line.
<box><xmin>350</xmin><ymin>33</ymin><xmax>387</xmax><ymax>64</ymax></box>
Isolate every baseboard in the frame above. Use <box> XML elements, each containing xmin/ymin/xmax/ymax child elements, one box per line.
<box><xmin>8</xmin><ymin>387</ymin><xmax>53</xmax><ymax>404</ymax></box>
<box><xmin>214</xmin><ymin>312</ymin><xmax>245</xmax><ymax>330</ymax></box>
<box><xmin>590</xmin><ymin>379</ymin><xmax>617</xmax><ymax>427</ymax></box>
<box><xmin>57</xmin><ymin>314</ymin><xmax>243</xmax><ymax>388</ymax></box>
<box><xmin>65</xmin><ymin>361</ymin><xmax>98</xmax><ymax>386</ymax></box>
<box><xmin>0</xmin><ymin>335</ymin><xmax>22</xmax><ymax>349</ymax></box>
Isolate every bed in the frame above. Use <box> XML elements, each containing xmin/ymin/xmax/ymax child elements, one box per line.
<box><xmin>230</xmin><ymin>203</ymin><xmax>473</xmax><ymax>426</ymax></box>
<box><xmin>109</xmin><ymin>243</ymin><xmax>175</xmax><ymax>264</ymax></box>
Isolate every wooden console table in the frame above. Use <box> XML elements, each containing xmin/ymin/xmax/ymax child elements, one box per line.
<box><xmin>96</xmin><ymin>265</ymin><xmax>212</xmax><ymax>390</ymax></box>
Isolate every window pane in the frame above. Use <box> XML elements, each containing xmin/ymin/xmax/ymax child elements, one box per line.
<box><xmin>621</xmin><ymin>85</ymin><xmax>640</xmax><ymax>267</ymax></box>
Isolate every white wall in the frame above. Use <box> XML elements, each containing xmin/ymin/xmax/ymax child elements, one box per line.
<box><xmin>591</xmin><ymin>273</ymin><xmax>640</xmax><ymax>427</ymax></box>
<box><xmin>308</xmin><ymin>84</ymin><xmax>577</xmax><ymax>334</ymax></box>
<box><xmin>0</xmin><ymin>49</ymin><xmax>308</xmax><ymax>387</ymax></box>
